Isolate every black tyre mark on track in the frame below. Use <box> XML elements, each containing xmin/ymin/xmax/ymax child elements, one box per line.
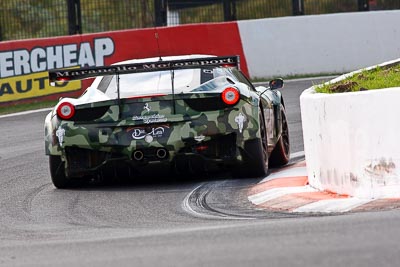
<box><xmin>182</xmin><ymin>179</ymin><xmax>328</xmax><ymax>220</ymax></box>
<box><xmin>22</xmin><ymin>183</ymin><xmax>51</xmax><ymax>220</ymax></box>
<box><xmin>182</xmin><ymin>182</ymin><xmax>251</xmax><ymax>220</ymax></box>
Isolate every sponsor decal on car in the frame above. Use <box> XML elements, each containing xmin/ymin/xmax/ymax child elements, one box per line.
<box><xmin>131</xmin><ymin>126</ymin><xmax>168</xmax><ymax>140</ymax></box>
<box><xmin>143</xmin><ymin>103</ymin><xmax>151</xmax><ymax>113</ymax></box>
<box><xmin>56</xmin><ymin>127</ymin><xmax>65</xmax><ymax>146</ymax></box>
<box><xmin>49</xmin><ymin>56</ymin><xmax>238</xmax><ymax>82</ymax></box>
<box><xmin>132</xmin><ymin>114</ymin><xmax>168</xmax><ymax>124</ymax></box>
<box><xmin>234</xmin><ymin>112</ymin><xmax>247</xmax><ymax>133</ymax></box>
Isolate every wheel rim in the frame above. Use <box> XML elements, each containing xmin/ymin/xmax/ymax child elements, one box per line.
<box><xmin>259</xmin><ymin>112</ymin><xmax>268</xmax><ymax>163</ymax></box>
<box><xmin>281</xmin><ymin>112</ymin><xmax>290</xmax><ymax>156</ymax></box>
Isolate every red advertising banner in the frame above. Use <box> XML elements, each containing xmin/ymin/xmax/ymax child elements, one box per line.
<box><xmin>0</xmin><ymin>22</ymin><xmax>247</xmax><ymax>105</ymax></box>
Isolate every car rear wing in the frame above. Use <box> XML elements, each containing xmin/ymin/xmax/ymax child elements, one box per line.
<box><xmin>49</xmin><ymin>55</ymin><xmax>240</xmax><ymax>83</ymax></box>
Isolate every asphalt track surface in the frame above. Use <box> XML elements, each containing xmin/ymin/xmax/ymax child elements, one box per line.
<box><xmin>1</xmin><ymin>77</ymin><xmax>400</xmax><ymax>266</ymax></box>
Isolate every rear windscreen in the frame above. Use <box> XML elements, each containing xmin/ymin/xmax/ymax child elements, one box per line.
<box><xmin>97</xmin><ymin>67</ymin><xmax>227</xmax><ymax>98</ymax></box>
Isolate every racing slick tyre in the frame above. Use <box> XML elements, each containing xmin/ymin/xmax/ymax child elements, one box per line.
<box><xmin>269</xmin><ymin>109</ymin><xmax>290</xmax><ymax>167</ymax></box>
<box><xmin>49</xmin><ymin>155</ymin><xmax>79</xmax><ymax>189</ymax></box>
<box><xmin>235</xmin><ymin>109</ymin><xmax>269</xmax><ymax>178</ymax></box>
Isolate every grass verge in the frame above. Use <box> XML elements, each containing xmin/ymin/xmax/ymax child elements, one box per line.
<box><xmin>315</xmin><ymin>65</ymin><xmax>400</xmax><ymax>93</ymax></box>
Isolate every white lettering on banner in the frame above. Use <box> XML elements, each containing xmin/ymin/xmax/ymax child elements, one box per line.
<box><xmin>0</xmin><ymin>37</ymin><xmax>115</xmax><ymax>78</ymax></box>
<box><xmin>14</xmin><ymin>50</ymin><xmax>30</xmax><ymax>75</ymax></box>
<box><xmin>63</xmin><ymin>44</ymin><xmax>78</xmax><ymax>67</ymax></box>
<box><xmin>0</xmin><ymin>51</ymin><xmax>13</xmax><ymax>77</ymax></box>
<box><xmin>78</xmin><ymin>43</ymin><xmax>95</xmax><ymax>67</ymax></box>
<box><xmin>95</xmin><ymin>38</ymin><xmax>114</xmax><ymax>66</ymax></box>
<box><xmin>46</xmin><ymin>46</ymin><xmax>63</xmax><ymax>69</ymax></box>
<box><xmin>31</xmin><ymin>47</ymin><xmax>47</xmax><ymax>72</ymax></box>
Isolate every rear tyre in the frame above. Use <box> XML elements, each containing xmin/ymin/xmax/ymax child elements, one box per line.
<box><xmin>269</xmin><ymin>109</ymin><xmax>290</xmax><ymax>167</ymax></box>
<box><xmin>235</xmin><ymin>109</ymin><xmax>269</xmax><ymax>178</ymax></box>
<box><xmin>49</xmin><ymin>155</ymin><xmax>78</xmax><ymax>189</ymax></box>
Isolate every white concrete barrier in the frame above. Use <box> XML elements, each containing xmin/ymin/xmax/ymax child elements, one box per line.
<box><xmin>300</xmin><ymin>59</ymin><xmax>400</xmax><ymax>198</ymax></box>
<box><xmin>239</xmin><ymin>10</ymin><xmax>400</xmax><ymax>79</ymax></box>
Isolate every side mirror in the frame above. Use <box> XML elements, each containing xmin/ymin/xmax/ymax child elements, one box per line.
<box><xmin>269</xmin><ymin>78</ymin><xmax>284</xmax><ymax>90</ymax></box>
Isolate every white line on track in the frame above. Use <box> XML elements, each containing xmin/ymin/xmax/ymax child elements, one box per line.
<box><xmin>293</xmin><ymin>198</ymin><xmax>374</xmax><ymax>213</ymax></box>
<box><xmin>248</xmin><ymin>185</ymin><xmax>318</xmax><ymax>205</ymax></box>
<box><xmin>259</xmin><ymin>166</ymin><xmax>307</xmax><ymax>183</ymax></box>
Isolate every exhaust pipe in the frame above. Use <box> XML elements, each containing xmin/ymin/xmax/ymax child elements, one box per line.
<box><xmin>156</xmin><ymin>148</ymin><xmax>168</xmax><ymax>159</ymax></box>
<box><xmin>133</xmin><ymin>150</ymin><xmax>144</xmax><ymax>161</ymax></box>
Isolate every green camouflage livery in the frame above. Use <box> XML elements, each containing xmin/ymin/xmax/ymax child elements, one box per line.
<box><xmin>44</xmin><ymin>55</ymin><xmax>289</xmax><ymax>187</ymax></box>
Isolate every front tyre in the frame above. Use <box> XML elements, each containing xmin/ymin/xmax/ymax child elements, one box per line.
<box><xmin>49</xmin><ymin>155</ymin><xmax>77</xmax><ymax>189</ymax></box>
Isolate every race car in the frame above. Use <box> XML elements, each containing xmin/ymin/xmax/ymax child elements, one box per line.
<box><xmin>45</xmin><ymin>55</ymin><xmax>290</xmax><ymax>188</ymax></box>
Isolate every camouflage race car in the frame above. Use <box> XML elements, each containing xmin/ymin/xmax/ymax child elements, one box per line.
<box><xmin>45</xmin><ymin>55</ymin><xmax>289</xmax><ymax>188</ymax></box>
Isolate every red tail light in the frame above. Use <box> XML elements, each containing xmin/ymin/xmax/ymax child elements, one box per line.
<box><xmin>221</xmin><ymin>87</ymin><xmax>240</xmax><ymax>105</ymax></box>
<box><xmin>196</xmin><ymin>145</ymin><xmax>209</xmax><ymax>152</ymax></box>
<box><xmin>56</xmin><ymin>77</ymin><xmax>71</xmax><ymax>82</ymax></box>
<box><xmin>57</xmin><ymin>102</ymin><xmax>75</xmax><ymax>120</ymax></box>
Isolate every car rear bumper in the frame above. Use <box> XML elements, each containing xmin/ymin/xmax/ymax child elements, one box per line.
<box><xmin>61</xmin><ymin>132</ymin><xmax>243</xmax><ymax>177</ymax></box>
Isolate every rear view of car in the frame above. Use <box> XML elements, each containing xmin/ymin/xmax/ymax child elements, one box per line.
<box><xmin>45</xmin><ymin>55</ymin><xmax>289</xmax><ymax>188</ymax></box>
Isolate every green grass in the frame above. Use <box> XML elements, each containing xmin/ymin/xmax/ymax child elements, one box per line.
<box><xmin>315</xmin><ymin>65</ymin><xmax>400</xmax><ymax>93</ymax></box>
<box><xmin>0</xmin><ymin>100</ymin><xmax>57</xmax><ymax>116</ymax></box>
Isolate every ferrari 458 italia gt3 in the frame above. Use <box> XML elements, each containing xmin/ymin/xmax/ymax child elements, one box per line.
<box><xmin>45</xmin><ymin>55</ymin><xmax>289</xmax><ymax>188</ymax></box>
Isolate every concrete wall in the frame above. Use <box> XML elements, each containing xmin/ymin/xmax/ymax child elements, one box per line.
<box><xmin>239</xmin><ymin>10</ymin><xmax>400</xmax><ymax>79</ymax></box>
<box><xmin>300</xmin><ymin>59</ymin><xmax>400</xmax><ymax>198</ymax></box>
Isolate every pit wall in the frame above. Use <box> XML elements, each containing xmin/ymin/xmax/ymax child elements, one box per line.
<box><xmin>300</xmin><ymin>58</ymin><xmax>400</xmax><ymax>199</ymax></box>
<box><xmin>1</xmin><ymin>10</ymin><xmax>400</xmax><ymax>106</ymax></box>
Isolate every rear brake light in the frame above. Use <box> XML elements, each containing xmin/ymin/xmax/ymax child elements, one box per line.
<box><xmin>221</xmin><ymin>87</ymin><xmax>240</xmax><ymax>105</ymax></box>
<box><xmin>196</xmin><ymin>145</ymin><xmax>209</xmax><ymax>152</ymax></box>
<box><xmin>57</xmin><ymin>102</ymin><xmax>75</xmax><ymax>120</ymax></box>
<box><xmin>56</xmin><ymin>77</ymin><xmax>71</xmax><ymax>82</ymax></box>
